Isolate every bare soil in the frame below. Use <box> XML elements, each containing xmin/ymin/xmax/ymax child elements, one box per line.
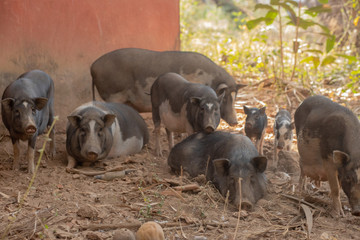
<box><xmin>1</xmin><ymin>82</ymin><xmax>360</xmax><ymax>240</ymax></box>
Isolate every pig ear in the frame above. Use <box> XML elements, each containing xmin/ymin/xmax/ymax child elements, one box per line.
<box><xmin>243</xmin><ymin>105</ymin><xmax>250</xmax><ymax>114</ymax></box>
<box><xmin>251</xmin><ymin>156</ymin><xmax>267</xmax><ymax>173</ymax></box>
<box><xmin>259</xmin><ymin>106</ymin><xmax>266</xmax><ymax>115</ymax></box>
<box><xmin>333</xmin><ymin>150</ymin><xmax>350</xmax><ymax>168</ymax></box>
<box><xmin>103</xmin><ymin>114</ymin><xmax>116</xmax><ymax>127</ymax></box>
<box><xmin>213</xmin><ymin>158</ymin><xmax>230</xmax><ymax>176</ymax></box>
<box><xmin>67</xmin><ymin>115</ymin><xmax>82</xmax><ymax>127</ymax></box>
<box><xmin>190</xmin><ymin>97</ymin><xmax>202</xmax><ymax>106</ymax></box>
<box><xmin>236</xmin><ymin>83</ymin><xmax>246</xmax><ymax>91</ymax></box>
<box><xmin>216</xmin><ymin>83</ymin><xmax>228</xmax><ymax>95</ymax></box>
<box><xmin>217</xmin><ymin>91</ymin><xmax>225</xmax><ymax>104</ymax></box>
<box><xmin>34</xmin><ymin>97</ymin><xmax>48</xmax><ymax>110</ymax></box>
<box><xmin>1</xmin><ymin>98</ymin><xmax>15</xmax><ymax>112</ymax></box>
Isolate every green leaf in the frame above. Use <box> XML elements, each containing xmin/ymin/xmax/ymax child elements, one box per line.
<box><xmin>270</xmin><ymin>0</ymin><xmax>281</xmax><ymax>5</ymax></box>
<box><xmin>305</xmin><ymin>5</ymin><xmax>332</xmax><ymax>17</ymax></box>
<box><xmin>246</xmin><ymin>17</ymin><xmax>266</xmax><ymax>30</ymax></box>
<box><xmin>326</xmin><ymin>35</ymin><xmax>336</xmax><ymax>53</ymax></box>
<box><xmin>254</xmin><ymin>3</ymin><xmax>276</xmax><ymax>12</ymax></box>
<box><xmin>335</xmin><ymin>54</ymin><xmax>358</xmax><ymax>64</ymax></box>
<box><xmin>265</xmin><ymin>10</ymin><xmax>278</xmax><ymax>24</ymax></box>
<box><xmin>300</xmin><ymin>56</ymin><xmax>320</xmax><ymax>69</ymax></box>
<box><xmin>318</xmin><ymin>0</ymin><xmax>328</xmax><ymax>3</ymax></box>
<box><xmin>303</xmin><ymin>49</ymin><xmax>323</xmax><ymax>55</ymax></box>
<box><xmin>287</xmin><ymin>18</ymin><xmax>316</xmax><ymax>29</ymax></box>
<box><xmin>321</xmin><ymin>55</ymin><xmax>336</xmax><ymax>66</ymax></box>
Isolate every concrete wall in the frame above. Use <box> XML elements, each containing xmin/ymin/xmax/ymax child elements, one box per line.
<box><xmin>0</xmin><ymin>0</ymin><xmax>180</xmax><ymax>131</ymax></box>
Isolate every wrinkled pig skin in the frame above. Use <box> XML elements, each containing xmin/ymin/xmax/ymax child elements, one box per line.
<box><xmin>168</xmin><ymin>131</ymin><xmax>267</xmax><ymax>210</ymax></box>
<box><xmin>295</xmin><ymin>95</ymin><xmax>360</xmax><ymax>216</ymax></box>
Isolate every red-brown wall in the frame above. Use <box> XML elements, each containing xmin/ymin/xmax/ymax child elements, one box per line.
<box><xmin>0</xmin><ymin>0</ymin><xmax>180</xmax><ymax>130</ymax></box>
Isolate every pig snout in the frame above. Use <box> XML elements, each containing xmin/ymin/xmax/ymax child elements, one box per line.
<box><xmin>204</xmin><ymin>126</ymin><xmax>215</xmax><ymax>133</ymax></box>
<box><xmin>352</xmin><ymin>207</ymin><xmax>360</xmax><ymax>216</ymax></box>
<box><xmin>227</xmin><ymin>119</ymin><xmax>238</xmax><ymax>127</ymax></box>
<box><xmin>236</xmin><ymin>199</ymin><xmax>253</xmax><ymax>211</ymax></box>
<box><xmin>25</xmin><ymin>125</ymin><xmax>37</xmax><ymax>135</ymax></box>
<box><xmin>245</xmin><ymin>122</ymin><xmax>253</xmax><ymax>129</ymax></box>
<box><xmin>86</xmin><ymin>151</ymin><xmax>99</xmax><ymax>161</ymax></box>
<box><xmin>277</xmin><ymin>142</ymin><xmax>285</xmax><ymax>150</ymax></box>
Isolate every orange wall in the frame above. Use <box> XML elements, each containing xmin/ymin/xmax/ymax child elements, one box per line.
<box><xmin>0</xmin><ymin>0</ymin><xmax>180</xmax><ymax>130</ymax></box>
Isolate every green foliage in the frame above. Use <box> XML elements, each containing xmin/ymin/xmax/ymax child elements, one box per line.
<box><xmin>180</xmin><ymin>0</ymin><xmax>359</xmax><ymax>92</ymax></box>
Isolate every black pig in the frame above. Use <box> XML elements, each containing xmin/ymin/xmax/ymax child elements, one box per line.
<box><xmin>168</xmin><ymin>131</ymin><xmax>267</xmax><ymax>210</ymax></box>
<box><xmin>1</xmin><ymin>70</ymin><xmax>55</xmax><ymax>173</ymax></box>
<box><xmin>295</xmin><ymin>95</ymin><xmax>360</xmax><ymax>216</ymax></box>
<box><xmin>243</xmin><ymin>106</ymin><xmax>267</xmax><ymax>155</ymax></box>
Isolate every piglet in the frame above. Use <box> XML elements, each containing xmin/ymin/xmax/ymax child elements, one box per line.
<box><xmin>273</xmin><ymin>109</ymin><xmax>293</xmax><ymax>168</ymax></box>
<box><xmin>243</xmin><ymin>106</ymin><xmax>267</xmax><ymax>155</ymax></box>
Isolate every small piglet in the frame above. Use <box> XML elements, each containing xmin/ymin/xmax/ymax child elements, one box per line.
<box><xmin>243</xmin><ymin>106</ymin><xmax>267</xmax><ymax>155</ymax></box>
<box><xmin>1</xmin><ymin>70</ymin><xmax>55</xmax><ymax>173</ymax></box>
<box><xmin>168</xmin><ymin>131</ymin><xmax>267</xmax><ymax>210</ymax></box>
<box><xmin>273</xmin><ymin>109</ymin><xmax>293</xmax><ymax>168</ymax></box>
<box><xmin>66</xmin><ymin>101</ymin><xmax>149</xmax><ymax>168</ymax></box>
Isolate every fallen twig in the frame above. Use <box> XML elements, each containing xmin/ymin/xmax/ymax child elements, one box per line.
<box><xmin>172</xmin><ymin>184</ymin><xmax>200</xmax><ymax>192</ymax></box>
<box><xmin>66</xmin><ymin>165</ymin><xmax>127</xmax><ymax>176</ymax></box>
<box><xmin>280</xmin><ymin>194</ymin><xmax>325</xmax><ymax>213</ymax></box>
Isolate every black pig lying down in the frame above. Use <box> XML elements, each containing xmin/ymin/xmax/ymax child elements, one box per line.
<box><xmin>1</xmin><ymin>70</ymin><xmax>55</xmax><ymax>174</ymax></box>
<box><xmin>295</xmin><ymin>95</ymin><xmax>360</xmax><ymax>216</ymax></box>
<box><xmin>168</xmin><ymin>131</ymin><xmax>267</xmax><ymax>210</ymax></box>
<box><xmin>66</xmin><ymin>101</ymin><xmax>149</xmax><ymax>168</ymax></box>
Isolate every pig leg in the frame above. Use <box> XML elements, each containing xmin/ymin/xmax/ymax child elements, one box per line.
<box><xmin>257</xmin><ymin>129</ymin><xmax>266</xmax><ymax>155</ymax></box>
<box><xmin>66</xmin><ymin>155</ymin><xmax>77</xmax><ymax>169</ymax></box>
<box><xmin>27</xmin><ymin>146</ymin><xmax>35</xmax><ymax>174</ymax></box>
<box><xmin>12</xmin><ymin>140</ymin><xmax>20</xmax><ymax>171</ymax></box>
<box><xmin>325</xmin><ymin>163</ymin><xmax>345</xmax><ymax>217</ymax></box>
<box><xmin>273</xmin><ymin>137</ymin><xmax>278</xmax><ymax>169</ymax></box>
<box><xmin>166</xmin><ymin>128</ymin><xmax>174</xmax><ymax>151</ymax></box>
<box><xmin>154</xmin><ymin>126</ymin><xmax>162</xmax><ymax>157</ymax></box>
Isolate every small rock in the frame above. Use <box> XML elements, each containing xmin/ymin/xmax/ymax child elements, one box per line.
<box><xmin>113</xmin><ymin>228</ymin><xmax>136</xmax><ymax>240</ymax></box>
<box><xmin>136</xmin><ymin>221</ymin><xmax>165</xmax><ymax>240</ymax></box>
<box><xmin>77</xmin><ymin>204</ymin><xmax>98</xmax><ymax>219</ymax></box>
<box><xmin>86</xmin><ymin>232</ymin><xmax>102</xmax><ymax>240</ymax></box>
<box><xmin>73</xmin><ymin>174</ymin><xmax>81</xmax><ymax>179</ymax></box>
<box><xmin>194</xmin><ymin>236</ymin><xmax>207</xmax><ymax>240</ymax></box>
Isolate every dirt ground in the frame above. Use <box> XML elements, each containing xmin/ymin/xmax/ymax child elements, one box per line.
<box><xmin>1</xmin><ymin>81</ymin><xmax>360</xmax><ymax>240</ymax></box>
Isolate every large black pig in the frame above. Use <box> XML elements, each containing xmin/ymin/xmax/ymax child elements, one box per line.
<box><xmin>91</xmin><ymin>48</ymin><xmax>246</xmax><ymax>126</ymax></box>
<box><xmin>66</xmin><ymin>101</ymin><xmax>149</xmax><ymax>168</ymax></box>
<box><xmin>168</xmin><ymin>131</ymin><xmax>267</xmax><ymax>210</ymax></box>
<box><xmin>295</xmin><ymin>95</ymin><xmax>360</xmax><ymax>216</ymax></box>
<box><xmin>1</xmin><ymin>70</ymin><xmax>55</xmax><ymax>173</ymax></box>
<box><xmin>151</xmin><ymin>72</ymin><xmax>224</xmax><ymax>156</ymax></box>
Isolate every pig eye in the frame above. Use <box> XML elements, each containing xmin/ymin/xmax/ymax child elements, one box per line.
<box><xmin>32</xmin><ymin>108</ymin><xmax>36</xmax><ymax>114</ymax></box>
<box><xmin>14</xmin><ymin>110</ymin><xmax>20</xmax><ymax>117</ymax></box>
<box><xmin>79</xmin><ymin>128</ymin><xmax>86</xmax><ymax>135</ymax></box>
